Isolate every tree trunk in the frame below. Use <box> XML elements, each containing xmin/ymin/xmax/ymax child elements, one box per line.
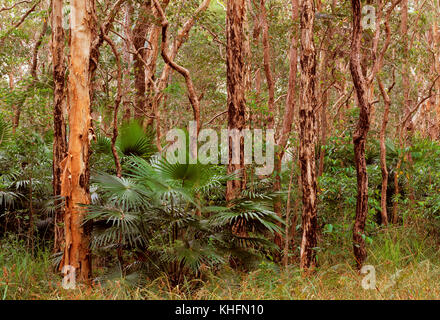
<box><xmin>52</xmin><ymin>0</ymin><xmax>68</xmax><ymax>253</ymax></box>
<box><xmin>401</xmin><ymin>0</ymin><xmax>415</xmax><ymax>202</ymax></box>
<box><xmin>260</xmin><ymin>0</ymin><xmax>275</xmax><ymax>130</ymax></box>
<box><xmin>153</xmin><ymin>0</ymin><xmax>207</xmax><ymax>133</ymax></box>
<box><xmin>273</xmin><ymin>0</ymin><xmax>298</xmax><ymax>251</ymax></box>
<box><xmin>401</xmin><ymin>0</ymin><xmax>411</xmax><ymax>132</ymax></box>
<box><xmin>61</xmin><ymin>0</ymin><xmax>93</xmax><ymax>282</ymax></box>
<box><xmin>144</xmin><ymin>10</ymin><xmax>162</xmax><ymax>128</ymax></box>
<box><xmin>298</xmin><ymin>0</ymin><xmax>318</xmax><ymax>271</ymax></box>
<box><xmin>122</xmin><ymin>1</ymin><xmax>134</xmax><ymax>121</ymax></box>
<box><xmin>377</xmin><ymin>76</ymin><xmax>390</xmax><ymax>226</ymax></box>
<box><xmin>431</xmin><ymin>0</ymin><xmax>440</xmax><ymax>136</ymax></box>
<box><xmin>226</xmin><ymin>0</ymin><xmax>247</xmax><ymax>204</ymax></box>
<box><xmin>349</xmin><ymin>0</ymin><xmax>371</xmax><ymax>269</ymax></box>
<box><xmin>133</xmin><ymin>3</ymin><xmax>151</xmax><ymax>120</ymax></box>
<box><xmin>225</xmin><ymin>0</ymin><xmax>248</xmax><ymax>241</ymax></box>
<box><xmin>31</xmin><ymin>14</ymin><xmax>48</xmax><ymax>83</ymax></box>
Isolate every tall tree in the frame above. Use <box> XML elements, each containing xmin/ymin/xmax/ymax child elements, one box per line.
<box><xmin>349</xmin><ymin>0</ymin><xmax>374</xmax><ymax>269</ymax></box>
<box><xmin>226</xmin><ymin>0</ymin><xmax>247</xmax><ymax>203</ymax></box>
<box><xmin>152</xmin><ymin>0</ymin><xmax>209</xmax><ymax>133</ymax></box>
<box><xmin>350</xmin><ymin>0</ymin><xmax>400</xmax><ymax>268</ymax></box>
<box><xmin>52</xmin><ymin>0</ymin><xmax>67</xmax><ymax>253</ymax></box>
<box><xmin>377</xmin><ymin>75</ymin><xmax>393</xmax><ymax>226</ymax></box>
<box><xmin>273</xmin><ymin>0</ymin><xmax>298</xmax><ymax>251</ymax></box>
<box><xmin>260</xmin><ymin>0</ymin><xmax>275</xmax><ymax>130</ymax></box>
<box><xmin>298</xmin><ymin>0</ymin><xmax>318</xmax><ymax>271</ymax></box>
<box><xmin>122</xmin><ymin>1</ymin><xmax>134</xmax><ymax>120</ymax></box>
<box><xmin>60</xmin><ymin>0</ymin><xmax>93</xmax><ymax>282</ymax></box>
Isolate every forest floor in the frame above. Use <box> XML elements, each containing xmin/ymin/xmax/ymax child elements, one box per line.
<box><xmin>1</xmin><ymin>220</ymin><xmax>439</xmax><ymax>300</ymax></box>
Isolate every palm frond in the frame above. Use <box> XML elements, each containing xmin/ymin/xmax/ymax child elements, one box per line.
<box><xmin>93</xmin><ymin>174</ymin><xmax>149</xmax><ymax>211</ymax></box>
<box><xmin>117</xmin><ymin>120</ymin><xmax>157</xmax><ymax>159</ymax></box>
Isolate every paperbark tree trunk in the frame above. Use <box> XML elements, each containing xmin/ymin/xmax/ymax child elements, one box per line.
<box><xmin>52</xmin><ymin>0</ymin><xmax>68</xmax><ymax>253</ymax></box>
<box><xmin>122</xmin><ymin>1</ymin><xmax>133</xmax><ymax>120</ymax></box>
<box><xmin>349</xmin><ymin>0</ymin><xmax>371</xmax><ymax>269</ymax></box>
<box><xmin>298</xmin><ymin>0</ymin><xmax>318</xmax><ymax>271</ymax></box>
<box><xmin>226</xmin><ymin>0</ymin><xmax>247</xmax><ymax>204</ymax></box>
<box><xmin>133</xmin><ymin>2</ymin><xmax>151</xmax><ymax>120</ymax></box>
<box><xmin>61</xmin><ymin>0</ymin><xmax>93</xmax><ymax>282</ymax></box>
<box><xmin>144</xmin><ymin>6</ymin><xmax>162</xmax><ymax>127</ymax></box>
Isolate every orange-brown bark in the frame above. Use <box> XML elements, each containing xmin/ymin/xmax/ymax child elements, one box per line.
<box><xmin>61</xmin><ymin>0</ymin><xmax>93</xmax><ymax>283</ymax></box>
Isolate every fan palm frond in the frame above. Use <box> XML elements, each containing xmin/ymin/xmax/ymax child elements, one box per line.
<box><xmin>93</xmin><ymin>174</ymin><xmax>149</xmax><ymax>211</ymax></box>
<box><xmin>208</xmin><ymin>201</ymin><xmax>284</xmax><ymax>235</ymax></box>
<box><xmin>117</xmin><ymin>120</ymin><xmax>157</xmax><ymax>159</ymax></box>
<box><xmin>85</xmin><ymin>205</ymin><xmax>147</xmax><ymax>248</ymax></box>
<box><xmin>92</xmin><ymin>132</ymin><xmax>112</xmax><ymax>154</ymax></box>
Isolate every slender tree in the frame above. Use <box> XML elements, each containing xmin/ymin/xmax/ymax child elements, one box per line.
<box><xmin>349</xmin><ymin>0</ymin><xmax>373</xmax><ymax>269</ymax></box>
<box><xmin>273</xmin><ymin>0</ymin><xmax>298</xmax><ymax>250</ymax></box>
<box><xmin>350</xmin><ymin>0</ymin><xmax>400</xmax><ymax>269</ymax></box>
<box><xmin>298</xmin><ymin>0</ymin><xmax>318</xmax><ymax>271</ymax></box>
<box><xmin>377</xmin><ymin>75</ymin><xmax>394</xmax><ymax>225</ymax></box>
<box><xmin>52</xmin><ymin>0</ymin><xmax>67</xmax><ymax>253</ymax></box>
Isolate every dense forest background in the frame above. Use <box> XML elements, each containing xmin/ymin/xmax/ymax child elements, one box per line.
<box><xmin>1</xmin><ymin>0</ymin><xmax>440</xmax><ymax>299</ymax></box>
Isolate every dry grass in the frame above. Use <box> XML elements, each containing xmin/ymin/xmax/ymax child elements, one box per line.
<box><xmin>1</xmin><ymin>222</ymin><xmax>439</xmax><ymax>300</ymax></box>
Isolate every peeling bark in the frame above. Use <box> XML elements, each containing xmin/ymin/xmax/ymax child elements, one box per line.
<box><xmin>61</xmin><ymin>0</ymin><xmax>93</xmax><ymax>282</ymax></box>
<box><xmin>133</xmin><ymin>2</ymin><xmax>151</xmax><ymax>120</ymax></box>
<box><xmin>298</xmin><ymin>0</ymin><xmax>318</xmax><ymax>271</ymax></box>
<box><xmin>52</xmin><ymin>0</ymin><xmax>67</xmax><ymax>253</ymax></box>
<box><xmin>226</xmin><ymin>0</ymin><xmax>247</xmax><ymax>205</ymax></box>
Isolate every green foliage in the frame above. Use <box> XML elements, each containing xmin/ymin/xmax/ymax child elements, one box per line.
<box><xmin>86</xmin><ymin>155</ymin><xmax>280</xmax><ymax>284</ymax></box>
<box><xmin>116</xmin><ymin>121</ymin><xmax>157</xmax><ymax>160</ymax></box>
<box><xmin>0</xmin><ymin>114</ymin><xmax>12</xmax><ymax>147</ymax></box>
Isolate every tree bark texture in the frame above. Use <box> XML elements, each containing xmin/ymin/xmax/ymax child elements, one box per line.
<box><xmin>52</xmin><ymin>0</ymin><xmax>68</xmax><ymax>253</ymax></box>
<box><xmin>61</xmin><ymin>0</ymin><xmax>93</xmax><ymax>282</ymax></box>
<box><xmin>298</xmin><ymin>0</ymin><xmax>318</xmax><ymax>271</ymax></box>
